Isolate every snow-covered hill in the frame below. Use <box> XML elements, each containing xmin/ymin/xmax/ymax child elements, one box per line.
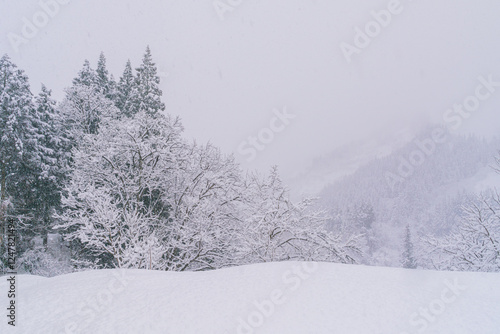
<box><xmin>1</xmin><ymin>262</ymin><xmax>499</xmax><ymax>333</ymax></box>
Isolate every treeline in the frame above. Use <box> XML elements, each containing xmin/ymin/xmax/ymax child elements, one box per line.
<box><xmin>0</xmin><ymin>48</ymin><xmax>360</xmax><ymax>276</ymax></box>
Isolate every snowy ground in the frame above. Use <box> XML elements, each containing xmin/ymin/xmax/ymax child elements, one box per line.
<box><xmin>1</xmin><ymin>262</ymin><xmax>499</xmax><ymax>334</ymax></box>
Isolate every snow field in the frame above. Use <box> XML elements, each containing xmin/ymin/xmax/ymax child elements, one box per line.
<box><xmin>1</xmin><ymin>261</ymin><xmax>499</xmax><ymax>333</ymax></box>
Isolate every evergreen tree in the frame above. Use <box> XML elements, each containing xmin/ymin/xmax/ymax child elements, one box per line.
<box><xmin>401</xmin><ymin>224</ymin><xmax>417</xmax><ymax>269</ymax></box>
<box><xmin>357</xmin><ymin>203</ymin><xmax>375</xmax><ymax>230</ymax></box>
<box><xmin>107</xmin><ymin>74</ymin><xmax>118</xmax><ymax>104</ymax></box>
<box><xmin>95</xmin><ymin>52</ymin><xmax>116</xmax><ymax>100</ymax></box>
<box><xmin>0</xmin><ymin>56</ymin><xmax>68</xmax><ymax>269</ymax></box>
<box><xmin>29</xmin><ymin>85</ymin><xmax>71</xmax><ymax>246</ymax></box>
<box><xmin>116</xmin><ymin>59</ymin><xmax>134</xmax><ymax>115</ymax></box>
<box><xmin>96</xmin><ymin>52</ymin><xmax>109</xmax><ymax>92</ymax></box>
<box><xmin>126</xmin><ymin>46</ymin><xmax>165</xmax><ymax>116</ymax></box>
<box><xmin>72</xmin><ymin>59</ymin><xmax>96</xmax><ymax>87</ymax></box>
<box><xmin>0</xmin><ymin>54</ymin><xmax>36</xmax><ymax>241</ymax></box>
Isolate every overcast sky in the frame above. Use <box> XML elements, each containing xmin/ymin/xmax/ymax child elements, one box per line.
<box><xmin>1</xmin><ymin>0</ymin><xmax>500</xmax><ymax>182</ymax></box>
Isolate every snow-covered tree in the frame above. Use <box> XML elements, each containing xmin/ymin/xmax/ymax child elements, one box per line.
<box><xmin>161</xmin><ymin>142</ymin><xmax>244</xmax><ymax>271</ymax></box>
<box><xmin>72</xmin><ymin>59</ymin><xmax>96</xmax><ymax>88</ymax></box>
<box><xmin>19</xmin><ymin>244</ymin><xmax>71</xmax><ymax>277</ymax></box>
<box><xmin>0</xmin><ymin>55</ymin><xmax>41</xmax><ymax>255</ymax></box>
<box><xmin>423</xmin><ymin>193</ymin><xmax>500</xmax><ymax>272</ymax></box>
<box><xmin>56</xmin><ymin>111</ymin><xmax>184</xmax><ymax>269</ymax></box>
<box><xmin>96</xmin><ymin>52</ymin><xmax>109</xmax><ymax>92</ymax></box>
<box><xmin>357</xmin><ymin>203</ymin><xmax>375</xmax><ymax>230</ymax></box>
<box><xmin>326</xmin><ymin>202</ymin><xmax>376</xmax><ymax>263</ymax></box>
<box><xmin>107</xmin><ymin>74</ymin><xmax>118</xmax><ymax>103</ymax></box>
<box><xmin>0</xmin><ymin>54</ymin><xmax>33</xmax><ymax>218</ymax></box>
<box><xmin>56</xmin><ymin>110</ymin><xmax>250</xmax><ymax>271</ymax></box>
<box><xmin>59</xmin><ymin>84</ymin><xmax>119</xmax><ymax>138</ymax></box>
<box><xmin>27</xmin><ymin>85</ymin><xmax>71</xmax><ymax>245</ymax></box>
<box><xmin>126</xmin><ymin>46</ymin><xmax>165</xmax><ymax>116</ymax></box>
<box><xmin>116</xmin><ymin>59</ymin><xmax>135</xmax><ymax>115</ymax></box>
<box><xmin>237</xmin><ymin>167</ymin><xmax>361</xmax><ymax>265</ymax></box>
<box><xmin>95</xmin><ymin>52</ymin><xmax>116</xmax><ymax>101</ymax></box>
<box><xmin>0</xmin><ymin>56</ymin><xmax>71</xmax><ymax>272</ymax></box>
<box><xmin>401</xmin><ymin>224</ymin><xmax>417</xmax><ymax>269</ymax></box>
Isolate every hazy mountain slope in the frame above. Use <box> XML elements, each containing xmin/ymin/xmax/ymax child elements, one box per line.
<box><xmin>316</xmin><ymin>129</ymin><xmax>500</xmax><ymax>266</ymax></box>
<box><xmin>288</xmin><ymin>127</ymin><xmax>416</xmax><ymax>197</ymax></box>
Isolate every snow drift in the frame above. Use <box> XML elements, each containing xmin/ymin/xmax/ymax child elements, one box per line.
<box><xmin>1</xmin><ymin>262</ymin><xmax>499</xmax><ymax>333</ymax></box>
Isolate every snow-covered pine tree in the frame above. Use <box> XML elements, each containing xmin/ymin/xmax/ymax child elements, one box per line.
<box><xmin>116</xmin><ymin>59</ymin><xmax>135</xmax><ymax>116</ymax></box>
<box><xmin>0</xmin><ymin>55</ymin><xmax>38</xmax><ymax>255</ymax></box>
<box><xmin>72</xmin><ymin>59</ymin><xmax>97</xmax><ymax>88</ymax></box>
<box><xmin>357</xmin><ymin>203</ymin><xmax>375</xmax><ymax>230</ymax></box>
<box><xmin>95</xmin><ymin>52</ymin><xmax>109</xmax><ymax>92</ymax></box>
<box><xmin>95</xmin><ymin>52</ymin><xmax>116</xmax><ymax>101</ymax></box>
<box><xmin>0</xmin><ymin>56</ymin><xmax>70</xmax><ymax>273</ymax></box>
<box><xmin>0</xmin><ymin>55</ymin><xmax>22</xmax><ymax>267</ymax></box>
<box><xmin>401</xmin><ymin>224</ymin><xmax>417</xmax><ymax>269</ymax></box>
<box><xmin>126</xmin><ymin>46</ymin><xmax>165</xmax><ymax>117</ymax></box>
<box><xmin>107</xmin><ymin>74</ymin><xmax>118</xmax><ymax>104</ymax></box>
<box><xmin>63</xmin><ymin>54</ymin><xmax>124</xmax><ymax>139</ymax></box>
<box><xmin>29</xmin><ymin>85</ymin><xmax>71</xmax><ymax>246</ymax></box>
